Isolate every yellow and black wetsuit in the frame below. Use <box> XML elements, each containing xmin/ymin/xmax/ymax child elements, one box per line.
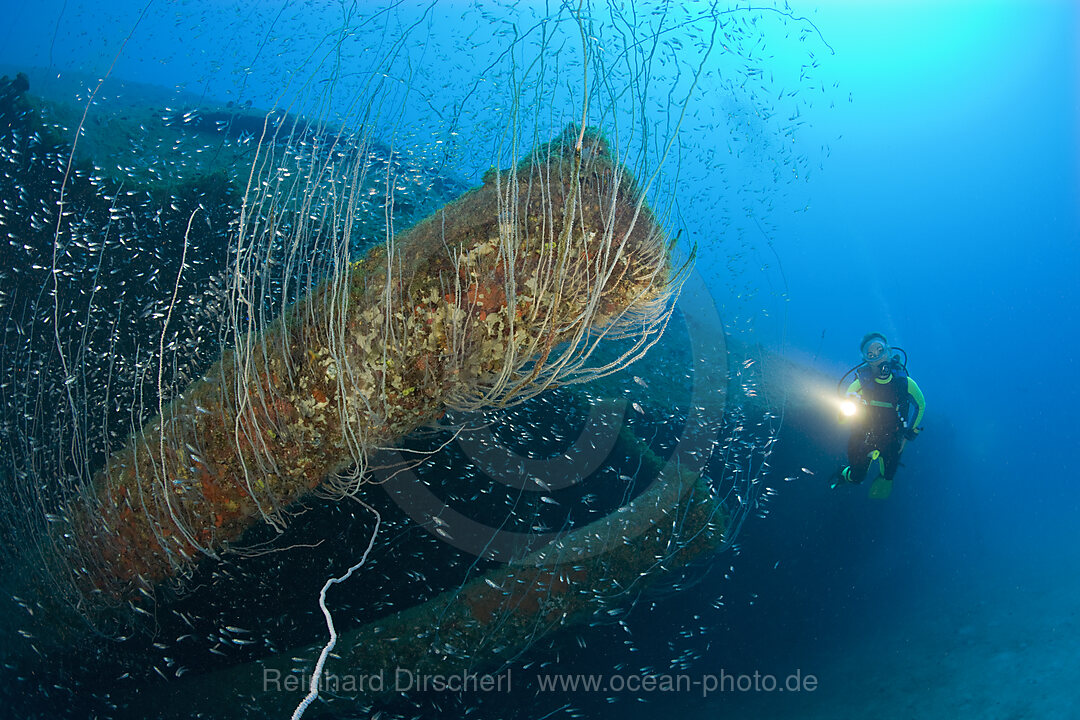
<box><xmin>844</xmin><ymin>367</ymin><xmax>926</xmax><ymax>483</ymax></box>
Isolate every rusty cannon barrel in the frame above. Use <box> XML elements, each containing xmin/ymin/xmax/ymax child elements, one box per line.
<box><xmin>65</xmin><ymin>127</ymin><xmax>681</xmax><ymax>608</ymax></box>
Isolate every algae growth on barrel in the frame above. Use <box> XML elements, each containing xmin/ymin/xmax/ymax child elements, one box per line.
<box><xmin>70</xmin><ymin>126</ymin><xmax>681</xmax><ymax>605</ymax></box>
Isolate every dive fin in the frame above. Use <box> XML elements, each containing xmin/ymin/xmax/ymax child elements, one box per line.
<box><xmin>830</xmin><ymin>465</ymin><xmax>851</xmax><ymax>489</ymax></box>
<box><xmin>867</xmin><ymin>450</ymin><xmax>892</xmax><ymax>499</ymax></box>
<box><xmin>868</xmin><ymin>476</ymin><xmax>893</xmax><ymax>500</ymax></box>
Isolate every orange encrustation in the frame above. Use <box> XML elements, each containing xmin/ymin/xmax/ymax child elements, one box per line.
<box><xmin>67</xmin><ymin>128</ymin><xmax>678</xmax><ymax>605</ymax></box>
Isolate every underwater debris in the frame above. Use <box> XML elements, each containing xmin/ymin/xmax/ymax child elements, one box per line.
<box><xmin>63</xmin><ymin>126</ymin><xmax>682</xmax><ymax>612</ymax></box>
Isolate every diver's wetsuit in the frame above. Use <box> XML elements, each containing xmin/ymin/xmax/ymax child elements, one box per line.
<box><xmin>845</xmin><ymin>366</ymin><xmax>926</xmax><ymax>483</ymax></box>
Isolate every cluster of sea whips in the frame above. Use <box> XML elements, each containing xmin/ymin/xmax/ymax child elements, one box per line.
<box><xmin>0</xmin><ymin>2</ymin><xmax>842</xmax><ymax>716</ymax></box>
<box><xmin>60</xmin><ymin>124</ymin><xmax>684</xmax><ymax>612</ymax></box>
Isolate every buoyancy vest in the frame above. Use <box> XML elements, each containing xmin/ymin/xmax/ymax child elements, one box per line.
<box><xmin>856</xmin><ymin>364</ymin><xmax>910</xmax><ymax>426</ymax></box>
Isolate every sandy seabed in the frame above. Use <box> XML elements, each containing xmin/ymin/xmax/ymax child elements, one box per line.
<box><xmin>697</xmin><ymin>550</ymin><xmax>1080</xmax><ymax>720</ymax></box>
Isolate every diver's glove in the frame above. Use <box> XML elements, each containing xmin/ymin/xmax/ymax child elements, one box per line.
<box><xmin>904</xmin><ymin>426</ymin><xmax>922</xmax><ymax>441</ymax></box>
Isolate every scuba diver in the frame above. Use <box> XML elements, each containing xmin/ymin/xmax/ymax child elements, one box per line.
<box><xmin>833</xmin><ymin>333</ymin><xmax>926</xmax><ymax>498</ymax></box>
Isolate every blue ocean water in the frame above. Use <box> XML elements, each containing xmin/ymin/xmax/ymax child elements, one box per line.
<box><xmin>0</xmin><ymin>1</ymin><xmax>1076</xmax><ymax>719</ymax></box>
